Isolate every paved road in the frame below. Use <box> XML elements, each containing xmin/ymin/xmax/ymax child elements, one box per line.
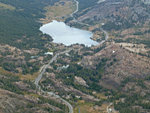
<box><xmin>101</xmin><ymin>28</ymin><xmax>109</xmax><ymax>40</ymax></box>
<box><xmin>34</xmin><ymin>53</ymin><xmax>58</xmax><ymax>87</ymax></box>
<box><xmin>70</xmin><ymin>0</ymin><xmax>79</xmax><ymax>17</ymax></box>
<box><xmin>99</xmin><ymin>28</ymin><xmax>109</xmax><ymax>45</ymax></box>
<box><xmin>34</xmin><ymin>49</ymin><xmax>73</xmax><ymax>113</ymax></box>
<box><xmin>107</xmin><ymin>103</ymin><xmax>113</xmax><ymax>113</ymax></box>
<box><xmin>70</xmin><ymin>0</ymin><xmax>109</xmax><ymax>44</ymax></box>
<box><xmin>34</xmin><ymin>0</ymin><xmax>109</xmax><ymax>112</ymax></box>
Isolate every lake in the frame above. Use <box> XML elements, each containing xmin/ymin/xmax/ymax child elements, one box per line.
<box><xmin>39</xmin><ymin>20</ymin><xmax>98</xmax><ymax>46</ymax></box>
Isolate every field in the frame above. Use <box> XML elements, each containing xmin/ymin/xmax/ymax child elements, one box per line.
<box><xmin>41</xmin><ymin>0</ymin><xmax>76</xmax><ymax>23</ymax></box>
<box><xmin>74</xmin><ymin>100</ymin><xmax>109</xmax><ymax>113</ymax></box>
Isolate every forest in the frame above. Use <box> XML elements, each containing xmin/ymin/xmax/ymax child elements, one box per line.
<box><xmin>0</xmin><ymin>0</ymin><xmax>57</xmax><ymax>49</ymax></box>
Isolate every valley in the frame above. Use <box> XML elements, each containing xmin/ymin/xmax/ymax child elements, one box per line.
<box><xmin>0</xmin><ymin>0</ymin><xmax>150</xmax><ymax>113</ymax></box>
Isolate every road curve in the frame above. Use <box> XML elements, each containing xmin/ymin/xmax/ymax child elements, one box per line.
<box><xmin>99</xmin><ymin>28</ymin><xmax>109</xmax><ymax>45</ymax></box>
<box><xmin>107</xmin><ymin>103</ymin><xmax>113</xmax><ymax>113</ymax></box>
<box><xmin>34</xmin><ymin>49</ymin><xmax>73</xmax><ymax>113</ymax></box>
<box><xmin>70</xmin><ymin>0</ymin><xmax>109</xmax><ymax>44</ymax></box>
<box><xmin>70</xmin><ymin>0</ymin><xmax>79</xmax><ymax>17</ymax></box>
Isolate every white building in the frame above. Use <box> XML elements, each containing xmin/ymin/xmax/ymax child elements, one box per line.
<box><xmin>44</xmin><ymin>52</ymin><xmax>53</xmax><ymax>55</ymax></box>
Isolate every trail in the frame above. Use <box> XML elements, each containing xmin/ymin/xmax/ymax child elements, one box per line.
<box><xmin>34</xmin><ymin>49</ymin><xmax>73</xmax><ymax>113</ymax></box>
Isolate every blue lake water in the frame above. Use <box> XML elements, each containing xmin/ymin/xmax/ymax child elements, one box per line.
<box><xmin>40</xmin><ymin>20</ymin><xmax>98</xmax><ymax>46</ymax></box>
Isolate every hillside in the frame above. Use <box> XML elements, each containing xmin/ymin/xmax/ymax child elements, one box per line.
<box><xmin>0</xmin><ymin>0</ymin><xmax>150</xmax><ymax>113</ymax></box>
<box><xmin>0</xmin><ymin>0</ymin><xmax>68</xmax><ymax>113</ymax></box>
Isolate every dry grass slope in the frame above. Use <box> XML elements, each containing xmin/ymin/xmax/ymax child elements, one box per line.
<box><xmin>0</xmin><ymin>2</ymin><xmax>15</xmax><ymax>10</ymax></box>
<box><xmin>41</xmin><ymin>0</ymin><xmax>76</xmax><ymax>23</ymax></box>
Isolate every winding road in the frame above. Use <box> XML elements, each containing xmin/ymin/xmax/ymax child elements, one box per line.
<box><xmin>71</xmin><ymin>1</ymin><xmax>111</xmax><ymax>113</ymax></box>
<box><xmin>34</xmin><ymin>49</ymin><xmax>73</xmax><ymax>113</ymax></box>
<box><xmin>70</xmin><ymin>0</ymin><xmax>79</xmax><ymax>17</ymax></box>
<box><xmin>34</xmin><ymin>0</ymin><xmax>109</xmax><ymax>113</ymax></box>
<box><xmin>99</xmin><ymin>28</ymin><xmax>109</xmax><ymax>45</ymax></box>
<box><xmin>70</xmin><ymin>0</ymin><xmax>109</xmax><ymax>44</ymax></box>
<box><xmin>34</xmin><ymin>1</ymin><xmax>81</xmax><ymax>112</ymax></box>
